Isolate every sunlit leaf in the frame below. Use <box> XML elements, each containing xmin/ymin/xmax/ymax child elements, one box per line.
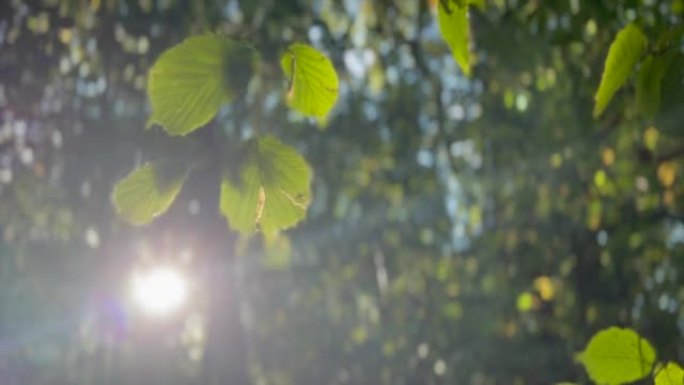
<box><xmin>280</xmin><ymin>43</ymin><xmax>339</xmax><ymax>123</ymax></box>
<box><xmin>636</xmin><ymin>53</ymin><xmax>675</xmax><ymax>119</ymax></box>
<box><xmin>147</xmin><ymin>34</ymin><xmax>256</xmax><ymax>136</ymax></box>
<box><xmin>437</xmin><ymin>1</ymin><xmax>472</xmax><ymax>76</ymax></box>
<box><xmin>112</xmin><ymin>162</ymin><xmax>187</xmax><ymax>225</ymax></box>
<box><xmin>655</xmin><ymin>362</ymin><xmax>684</xmax><ymax>385</ymax></box>
<box><xmin>594</xmin><ymin>24</ymin><xmax>647</xmax><ymax>118</ymax></box>
<box><xmin>578</xmin><ymin>327</ymin><xmax>656</xmax><ymax>385</ymax></box>
<box><xmin>220</xmin><ymin>135</ymin><xmax>312</xmax><ymax>238</ymax></box>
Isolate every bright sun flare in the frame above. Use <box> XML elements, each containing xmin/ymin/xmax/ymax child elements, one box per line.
<box><xmin>130</xmin><ymin>266</ymin><xmax>188</xmax><ymax>316</ymax></box>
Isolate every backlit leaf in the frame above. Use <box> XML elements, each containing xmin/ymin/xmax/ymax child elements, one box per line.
<box><xmin>112</xmin><ymin>162</ymin><xmax>187</xmax><ymax>225</ymax></box>
<box><xmin>578</xmin><ymin>327</ymin><xmax>656</xmax><ymax>385</ymax></box>
<box><xmin>220</xmin><ymin>135</ymin><xmax>312</xmax><ymax>238</ymax></box>
<box><xmin>280</xmin><ymin>43</ymin><xmax>339</xmax><ymax>123</ymax></box>
<box><xmin>594</xmin><ymin>24</ymin><xmax>647</xmax><ymax>118</ymax></box>
<box><xmin>655</xmin><ymin>362</ymin><xmax>684</xmax><ymax>385</ymax></box>
<box><xmin>437</xmin><ymin>1</ymin><xmax>472</xmax><ymax>76</ymax></box>
<box><xmin>147</xmin><ymin>34</ymin><xmax>256</xmax><ymax>136</ymax></box>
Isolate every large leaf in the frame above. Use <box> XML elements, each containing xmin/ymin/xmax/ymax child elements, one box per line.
<box><xmin>437</xmin><ymin>0</ymin><xmax>472</xmax><ymax>76</ymax></box>
<box><xmin>594</xmin><ymin>24</ymin><xmax>647</xmax><ymax>118</ymax></box>
<box><xmin>220</xmin><ymin>135</ymin><xmax>312</xmax><ymax>238</ymax></box>
<box><xmin>578</xmin><ymin>327</ymin><xmax>656</xmax><ymax>385</ymax></box>
<box><xmin>112</xmin><ymin>162</ymin><xmax>187</xmax><ymax>225</ymax></box>
<box><xmin>636</xmin><ymin>52</ymin><xmax>675</xmax><ymax>119</ymax></box>
<box><xmin>280</xmin><ymin>43</ymin><xmax>339</xmax><ymax>122</ymax></box>
<box><xmin>655</xmin><ymin>362</ymin><xmax>684</xmax><ymax>385</ymax></box>
<box><xmin>147</xmin><ymin>35</ymin><xmax>255</xmax><ymax>136</ymax></box>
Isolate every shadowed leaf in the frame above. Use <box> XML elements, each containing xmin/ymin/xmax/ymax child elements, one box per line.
<box><xmin>112</xmin><ymin>162</ymin><xmax>187</xmax><ymax>225</ymax></box>
<box><xmin>147</xmin><ymin>35</ymin><xmax>256</xmax><ymax>136</ymax></box>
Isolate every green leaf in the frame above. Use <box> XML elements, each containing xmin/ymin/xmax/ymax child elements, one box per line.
<box><xmin>594</xmin><ymin>24</ymin><xmax>647</xmax><ymax>118</ymax></box>
<box><xmin>636</xmin><ymin>52</ymin><xmax>676</xmax><ymax>119</ymax></box>
<box><xmin>655</xmin><ymin>362</ymin><xmax>684</xmax><ymax>385</ymax></box>
<box><xmin>112</xmin><ymin>162</ymin><xmax>187</xmax><ymax>225</ymax></box>
<box><xmin>578</xmin><ymin>327</ymin><xmax>656</xmax><ymax>385</ymax></box>
<box><xmin>147</xmin><ymin>34</ymin><xmax>256</xmax><ymax>136</ymax></box>
<box><xmin>437</xmin><ymin>1</ymin><xmax>472</xmax><ymax>76</ymax></box>
<box><xmin>280</xmin><ymin>43</ymin><xmax>340</xmax><ymax>123</ymax></box>
<box><xmin>220</xmin><ymin>135</ymin><xmax>312</xmax><ymax>238</ymax></box>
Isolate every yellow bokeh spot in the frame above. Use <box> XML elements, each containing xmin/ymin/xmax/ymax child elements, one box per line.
<box><xmin>657</xmin><ymin>161</ymin><xmax>677</xmax><ymax>188</ymax></box>
<box><xmin>503</xmin><ymin>321</ymin><xmax>518</xmax><ymax>337</ymax></box>
<box><xmin>601</xmin><ymin>148</ymin><xmax>615</xmax><ymax>167</ymax></box>
<box><xmin>644</xmin><ymin>126</ymin><xmax>659</xmax><ymax>151</ymax></box>
<box><xmin>585</xmin><ymin>306</ymin><xmax>598</xmax><ymax>323</ymax></box>
<box><xmin>534</xmin><ymin>276</ymin><xmax>555</xmax><ymax>301</ymax></box>
<box><xmin>594</xmin><ymin>169</ymin><xmax>607</xmax><ymax>188</ymax></box>
<box><xmin>585</xmin><ymin>19</ymin><xmax>597</xmax><ymax>37</ymax></box>
<box><xmin>550</xmin><ymin>153</ymin><xmax>563</xmax><ymax>168</ymax></box>
<box><xmin>351</xmin><ymin>327</ymin><xmax>367</xmax><ymax>344</ymax></box>
<box><xmin>59</xmin><ymin>28</ymin><xmax>72</xmax><ymax>44</ymax></box>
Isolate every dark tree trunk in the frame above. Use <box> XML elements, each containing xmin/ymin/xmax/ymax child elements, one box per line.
<box><xmin>196</xmin><ymin>202</ymin><xmax>251</xmax><ymax>385</ymax></box>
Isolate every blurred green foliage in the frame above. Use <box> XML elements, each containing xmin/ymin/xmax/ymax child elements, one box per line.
<box><xmin>0</xmin><ymin>0</ymin><xmax>684</xmax><ymax>385</ymax></box>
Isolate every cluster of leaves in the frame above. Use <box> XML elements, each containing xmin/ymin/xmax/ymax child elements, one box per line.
<box><xmin>594</xmin><ymin>23</ymin><xmax>684</xmax><ymax>119</ymax></box>
<box><xmin>111</xmin><ymin>2</ymin><xmax>476</xmax><ymax>240</ymax></box>
<box><xmin>112</xmin><ymin>35</ymin><xmax>339</xmax><ymax>240</ymax></box>
<box><xmin>572</xmin><ymin>327</ymin><xmax>683</xmax><ymax>385</ymax></box>
<box><xmin>5</xmin><ymin>0</ymin><xmax>684</xmax><ymax>384</ymax></box>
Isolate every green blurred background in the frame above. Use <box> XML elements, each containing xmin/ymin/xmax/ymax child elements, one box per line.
<box><xmin>1</xmin><ymin>0</ymin><xmax>684</xmax><ymax>384</ymax></box>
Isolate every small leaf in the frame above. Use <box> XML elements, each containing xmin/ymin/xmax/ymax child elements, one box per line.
<box><xmin>220</xmin><ymin>135</ymin><xmax>312</xmax><ymax>238</ymax></box>
<box><xmin>112</xmin><ymin>162</ymin><xmax>187</xmax><ymax>225</ymax></box>
<box><xmin>578</xmin><ymin>327</ymin><xmax>656</xmax><ymax>385</ymax></box>
<box><xmin>594</xmin><ymin>24</ymin><xmax>647</xmax><ymax>118</ymax></box>
<box><xmin>655</xmin><ymin>362</ymin><xmax>684</xmax><ymax>385</ymax></box>
<box><xmin>147</xmin><ymin>35</ymin><xmax>256</xmax><ymax>136</ymax></box>
<box><xmin>636</xmin><ymin>52</ymin><xmax>676</xmax><ymax>119</ymax></box>
<box><xmin>437</xmin><ymin>1</ymin><xmax>472</xmax><ymax>76</ymax></box>
<box><xmin>280</xmin><ymin>43</ymin><xmax>339</xmax><ymax>123</ymax></box>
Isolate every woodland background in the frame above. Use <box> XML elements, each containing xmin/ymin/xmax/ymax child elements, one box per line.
<box><xmin>1</xmin><ymin>0</ymin><xmax>684</xmax><ymax>384</ymax></box>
